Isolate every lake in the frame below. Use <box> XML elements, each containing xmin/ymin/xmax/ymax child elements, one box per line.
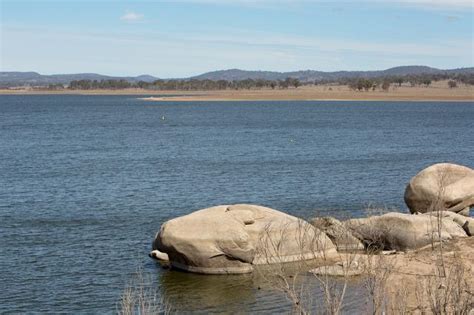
<box><xmin>1</xmin><ymin>95</ymin><xmax>472</xmax><ymax>313</ymax></box>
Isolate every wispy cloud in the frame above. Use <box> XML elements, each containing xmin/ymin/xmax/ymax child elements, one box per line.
<box><xmin>166</xmin><ymin>0</ymin><xmax>473</xmax><ymax>9</ymax></box>
<box><xmin>394</xmin><ymin>0</ymin><xmax>472</xmax><ymax>7</ymax></box>
<box><xmin>3</xmin><ymin>25</ymin><xmax>472</xmax><ymax>77</ymax></box>
<box><xmin>445</xmin><ymin>15</ymin><xmax>461</xmax><ymax>22</ymax></box>
<box><xmin>6</xmin><ymin>25</ymin><xmax>470</xmax><ymax>59</ymax></box>
<box><xmin>120</xmin><ymin>11</ymin><xmax>144</xmax><ymax>22</ymax></box>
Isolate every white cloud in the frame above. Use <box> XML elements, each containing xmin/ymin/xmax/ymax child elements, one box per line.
<box><xmin>3</xmin><ymin>26</ymin><xmax>472</xmax><ymax>77</ymax></box>
<box><xmin>166</xmin><ymin>0</ymin><xmax>473</xmax><ymax>9</ymax></box>
<box><xmin>120</xmin><ymin>11</ymin><xmax>144</xmax><ymax>22</ymax></box>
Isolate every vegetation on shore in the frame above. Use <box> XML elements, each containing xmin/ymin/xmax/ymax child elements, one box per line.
<box><xmin>17</xmin><ymin>72</ymin><xmax>474</xmax><ymax>92</ymax></box>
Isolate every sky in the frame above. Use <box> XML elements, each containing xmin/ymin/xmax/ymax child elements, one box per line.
<box><xmin>0</xmin><ymin>0</ymin><xmax>473</xmax><ymax>78</ymax></box>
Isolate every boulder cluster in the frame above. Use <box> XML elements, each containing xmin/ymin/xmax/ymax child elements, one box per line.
<box><xmin>150</xmin><ymin>163</ymin><xmax>474</xmax><ymax>274</ymax></box>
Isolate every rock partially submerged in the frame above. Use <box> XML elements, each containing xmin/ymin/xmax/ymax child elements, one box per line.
<box><xmin>404</xmin><ymin>163</ymin><xmax>474</xmax><ymax>216</ymax></box>
<box><xmin>152</xmin><ymin>204</ymin><xmax>336</xmax><ymax>274</ymax></box>
<box><xmin>344</xmin><ymin>212</ymin><xmax>467</xmax><ymax>251</ymax></box>
<box><xmin>309</xmin><ymin>216</ymin><xmax>364</xmax><ymax>251</ymax></box>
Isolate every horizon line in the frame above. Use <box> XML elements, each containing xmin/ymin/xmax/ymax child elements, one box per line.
<box><xmin>2</xmin><ymin>64</ymin><xmax>474</xmax><ymax>79</ymax></box>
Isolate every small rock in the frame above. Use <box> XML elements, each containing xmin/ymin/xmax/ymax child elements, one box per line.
<box><xmin>309</xmin><ymin>260</ymin><xmax>363</xmax><ymax>277</ymax></box>
<box><xmin>149</xmin><ymin>250</ymin><xmax>169</xmax><ymax>262</ymax></box>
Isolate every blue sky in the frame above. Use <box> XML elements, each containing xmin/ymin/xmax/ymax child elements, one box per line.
<box><xmin>1</xmin><ymin>0</ymin><xmax>473</xmax><ymax>78</ymax></box>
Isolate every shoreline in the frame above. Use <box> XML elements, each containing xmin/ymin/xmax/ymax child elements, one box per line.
<box><xmin>138</xmin><ymin>96</ymin><xmax>474</xmax><ymax>102</ymax></box>
<box><xmin>1</xmin><ymin>82</ymin><xmax>473</xmax><ymax>102</ymax></box>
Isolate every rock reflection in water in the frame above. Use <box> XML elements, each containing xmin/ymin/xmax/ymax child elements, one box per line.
<box><xmin>157</xmin><ymin>260</ymin><xmax>367</xmax><ymax>314</ymax></box>
<box><xmin>159</xmin><ymin>269</ymin><xmax>260</xmax><ymax>313</ymax></box>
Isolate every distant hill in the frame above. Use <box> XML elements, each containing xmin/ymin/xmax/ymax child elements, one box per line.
<box><xmin>191</xmin><ymin>66</ymin><xmax>474</xmax><ymax>82</ymax></box>
<box><xmin>0</xmin><ymin>72</ymin><xmax>158</xmax><ymax>87</ymax></box>
<box><xmin>1</xmin><ymin>66</ymin><xmax>473</xmax><ymax>87</ymax></box>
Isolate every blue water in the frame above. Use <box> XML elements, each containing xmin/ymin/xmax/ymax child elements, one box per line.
<box><xmin>1</xmin><ymin>95</ymin><xmax>473</xmax><ymax>313</ymax></box>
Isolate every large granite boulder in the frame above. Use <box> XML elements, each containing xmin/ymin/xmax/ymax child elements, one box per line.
<box><xmin>423</xmin><ymin>211</ymin><xmax>474</xmax><ymax>236</ymax></box>
<box><xmin>309</xmin><ymin>216</ymin><xmax>364</xmax><ymax>251</ymax></box>
<box><xmin>344</xmin><ymin>212</ymin><xmax>467</xmax><ymax>251</ymax></box>
<box><xmin>152</xmin><ymin>204</ymin><xmax>337</xmax><ymax>274</ymax></box>
<box><xmin>404</xmin><ymin>163</ymin><xmax>474</xmax><ymax>216</ymax></box>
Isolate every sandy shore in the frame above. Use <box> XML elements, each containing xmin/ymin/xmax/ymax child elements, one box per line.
<box><xmin>140</xmin><ymin>82</ymin><xmax>473</xmax><ymax>101</ymax></box>
<box><xmin>2</xmin><ymin>81</ymin><xmax>473</xmax><ymax>101</ymax></box>
<box><xmin>328</xmin><ymin>237</ymin><xmax>474</xmax><ymax>313</ymax></box>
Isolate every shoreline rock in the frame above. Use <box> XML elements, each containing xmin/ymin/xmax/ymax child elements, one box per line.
<box><xmin>344</xmin><ymin>212</ymin><xmax>467</xmax><ymax>251</ymax></box>
<box><xmin>152</xmin><ymin>204</ymin><xmax>336</xmax><ymax>274</ymax></box>
<box><xmin>309</xmin><ymin>216</ymin><xmax>364</xmax><ymax>251</ymax></box>
<box><xmin>309</xmin><ymin>259</ymin><xmax>364</xmax><ymax>277</ymax></box>
<box><xmin>404</xmin><ymin>163</ymin><xmax>474</xmax><ymax>216</ymax></box>
<box><xmin>423</xmin><ymin>211</ymin><xmax>474</xmax><ymax>236</ymax></box>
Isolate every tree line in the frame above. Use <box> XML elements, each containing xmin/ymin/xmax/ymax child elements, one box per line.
<box><xmin>67</xmin><ymin>77</ymin><xmax>302</xmax><ymax>90</ymax></box>
<box><xmin>338</xmin><ymin>73</ymin><xmax>473</xmax><ymax>91</ymax></box>
<box><xmin>65</xmin><ymin>72</ymin><xmax>473</xmax><ymax>91</ymax></box>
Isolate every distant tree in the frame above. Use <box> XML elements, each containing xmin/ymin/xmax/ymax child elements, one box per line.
<box><xmin>283</xmin><ymin>77</ymin><xmax>295</xmax><ymax>88</ymax></box>
<box><xmin>64</xmin><ymin>71</ymin><xmax>473</xmax><ymax>92</ymax></box>
<box><xmin>458</xmin><ymin>74</ymin><xmax>474</xmax><ymax>85</ymax></box>
<box><xmin>371</xmin><ymin>81</ymin><xmax>378</xmax><ymax>91</ymax></box>
<box><xmin>347</xmin><ymin>80</ymin><xmax>357</xmax><ymax>91</ymax></box>
<box><xmin>279</xmin><ymin>79</ymin><xmax>289</xmax><ymax>89</ymax></box>
<box><xmin>292</xmin><ymin>78</ymin><xmax>301</xmax><ymax>88</ymax></box>
<box><xmin>216</xmin><ymin>80</ymin><xmax>228</xmax><ymax>90</ymax></box>
<box><xmin>395</xmin><ymin>77</ymin><xmax>404</xmax><ymax>87</ymax></box>
<box><xmin>47</xmin><ymin>83</ymin><xmax>63</xmax><ymax>90</ymax></box>
<box><xmin>448</xmin><ymin>80</ymin><xmax>457</xmax><ymax>88</ymax></box>
<box><xmin>138</xmin><ymin>80</ymin><xmax>149</xmax><ymax>89</ymax></box>
<box><xmin>361</xmin><ymin>79</ymin><xmax>373</xmax><ymax>91</ymax></box>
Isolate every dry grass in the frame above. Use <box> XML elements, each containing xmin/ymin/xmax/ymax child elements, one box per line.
<box><xmin>117</xmin><ymin>269</ymin><xmax>172</xmax><ymax>315</ymax></box>
<box><xmin>254</xmin><ymin>219</ymin><xmax>361</xmax><ymax>315</ymax></box>
<box><xmin>363</xmin><ymin>253</ymin><xmax>394</xmax><ymax>314</ymax></box>
<box><xmin>416</xmin><ymin>257</ymin><xmax>473</xmax><ymax>315</ymax></box>
<box><xmin>254</xmin><ymin>192</ymin><xmax>474</xmax><ymax>315</ymax></box>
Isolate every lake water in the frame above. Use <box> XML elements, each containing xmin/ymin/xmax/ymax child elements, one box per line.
<box><xmin>1</xmin><ymin>95</ymin><xmax>473</xmax><ymax>313</ymax></box>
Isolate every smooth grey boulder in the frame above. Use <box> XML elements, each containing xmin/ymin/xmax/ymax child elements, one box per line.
<box><xmin>309</xmin><ymin>217</ymin><xmax>364</xmax><ymax>251</ymax></box>
<box><xmin>423</xmin><ymin>211</ymin><xmax>474</xmax><ymax>236</ymax></box>
<box><xmin>344</xmin><ymin>212</ymin><xmax>467</xmax><ymax>251</ymax></box>
<box><xmin>404</xmin><ymin>163</ymin><xmax>474</xmax><ymax>216</ymax></box>
<box><xmin>153</xmin><ymin>204</ymin><xmax>337</xmax><ymax>274</ymax></box>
